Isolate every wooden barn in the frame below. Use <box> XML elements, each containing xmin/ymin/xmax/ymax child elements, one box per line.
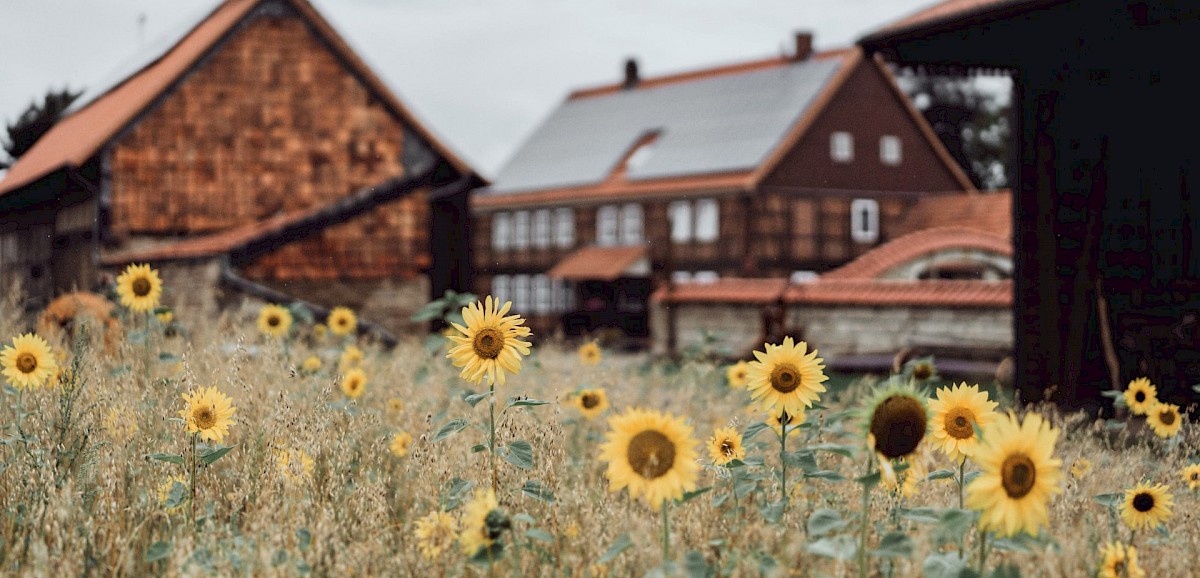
<box><xmin>471</xmin><ymin>36</ymin><xmax>978</xmax><ymax>343</ymax></box>
<box><xmin>861</xmin><ymin>0</ymin><xmax>1200</xmax><ymax>410</ymax></box>
<box><xmin>0</xmin><ymin>0</ymin><xmax>481</xmax><ymax>333</ymax></box>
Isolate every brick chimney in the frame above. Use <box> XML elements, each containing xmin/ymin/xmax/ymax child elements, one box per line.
<box><xmin>793</xmin><ymin>31</ymin><xmax>814</xmax><ymax>61</ymax></box>
<box><xmin>623</xmin><ymin>58</ymin><xmax>639</xmax><ymax>89</ymax></box>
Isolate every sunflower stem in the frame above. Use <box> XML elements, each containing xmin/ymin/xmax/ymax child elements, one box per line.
<box><xmin>780</xmin><ymin>422</ymin><xmax>789</xmax><ymax>509</ymax></box>
<box><xmin>190</xmin><ymin>432</ymin><xmax>198</xmax><ymax>532</ymax></box>
<box><xmin>661</xmin><ymin>501</ymin><xmax>671</xmax><ymax>562</ymax></box>
<box><xmin>856</xmin><ymin>459</ymin><xmax>873</xmax><ymax>578</ymax></box>
<box><xmin>489</xmin><ymin>381</ymin><xmax>497</xmax><ymax>493</ymax></box>
<box><xmin>957</xmin><ymin>458</ymin><xmax>967</xmax><ymax>558</ymax></box>
<box><xmin>975</xmin><ymin>527</ymin><xmax>988</xmax><ymax>574</ymax></box>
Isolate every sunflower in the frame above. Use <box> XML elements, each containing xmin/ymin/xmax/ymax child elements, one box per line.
<box><xmin>115</xmin><ymin>263</ymin><xmax>163</xmax><ymax>313</ymax></box>
<box><xmin>327</xmin><ymin>306</ymin><xmax>357</xmax><ymax>336</ymax></box>
<box><xmin>339</xmin><ymin>345</ymin><xmax>364</xmax><ymax>371</ymax></box>
<box><xmin>178</xmin><ymin>387</ymin><xmax>236</xmax><ymax>443</ymax></box>
<box><xmin>766</xmin><ymin>406</ymin><xmax>807</xmax><ymax>438</ymax></box>
<box><xmin>726</xmin><ymin>361</ymin><xmax>750</xmax><ymax>389</ymax></box>
<box><xmin>578</xmin><ymin>341</ymin><xmax>602</xmax><ymax>365</ymax></box>
<box><xmin>257</xmin><ymin>304</ymin><xmax>293</xmax><ymax>339</ymax></box>
<box><xmin>301</xmin><ymin>356</ymin><xmax>321</xmax><ymax>373</ymax></box>
<box><xmin>104</xmin><ymin>406</ymin><xmax>139</xmax><ymax>444</ymax></box>
<box><xmin>1120</xmin><ymin>482</ymin><xmax>1173</xmax><ymax>531</ymax></box>
<box><xmin>313</xmin><ymin>323</ymin><xmax>328</xmax><ymax>339</ymax></box>
<box><xmin>707</xmin><ymin>426</ymin><xmax>745</xmax><ymax>466</ymax></box>
<box><xmin>1097</xmin><ymin>541</ymin><xmax>1144</xmax><ymax>578</ymax></box>
<box><xmin>446</xmin><ymin>296</ymin><xmax>533</xmax><ymax>387</ymax></box>
<box><xmin>1180</xmin><ymin>464</ymin><xmax>1200</xmax><ymax>491</ymax></box>
<box><xmin>341</xmin><ymin>368</ymin><xmax>367</xmax><ymax>399</ymax></box>
<box><xmin>1146</xmin><ymin>402</ymin><xmax>1182</xmax><ymax>439</ymax></box>
<box><xmin>275</xmin><ymin>448</ymin><xmax>314</xmax><ymax>483</ymax></box>
<box><xmin>1070</xmin><ymin>457</ymin><xmax>1092</xmax><ymax>480</ymax></box>
<box><xmin>572</xmin><ymin>388</ymin><xmax>609</xmax><ymax>419</ymax></box>
<box><xmin>1123</xmin><ymin>377</ymin><xmax>1157</xmax><ymax>416</ymax></box>
<box><xmin>746</xmin><ymin>336</ymin><xmax>828</xmax><ymax>417</ymax></box>
<box><xmin>157</xmin><ymin>475</ymin><xmax>189</xmax><ymax>512</ymax></box>
<box><xmin>155</xmin><ymin>310</ymin><xmax>174</xmax><ymax>325</ymax></box>
<box><xmin>862</xmin><ymin>383</ymin><xmax>928</xmax><ymax>460</ymax></box>
<box><xmin>928</xmin><ymin>382</ymin><xmax>998</xmax><ymax>463</ymax></box>
<box><xmin>414</xmin><ymin>510</ymin><xmax>458</xmax><ymax>560</ymax></box>
<box><xmin>1</xmin><ymin>333</ymin><xmax>58</xmax><ymax>390</ymax></box>
<box><xmin>387</xmin><ymin>397</ymin><xmax>405</xmax><ymax>415</ymax></box>
<box><xmin>965</xmin><ymin>412</ymin><xmax>1062</xmax><ymax>537</ymax></box>
<box><xmin>599</xmin><ymin>408</ymin><xmax>699</xmax><ymax>510</ymax></box>
<box><xmin>459</xmin><ymin>488</ymin><xmax>508</xmax><ymax>555</ymax></box>
<box><xmin>904</xmin><ymin>356</ymin><xmax>938</xmax><ymax>383</ymax></box>
<box><xmin>390</xmin><ymin>431</ymin><xmax>413</xmax><ymax>458</ymax></box>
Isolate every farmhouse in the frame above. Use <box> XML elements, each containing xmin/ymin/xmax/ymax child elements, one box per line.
<box><xmin>472</xmin><ymin>36</ymin><xmax>978</xmax><ymax>343</ymax></box>
<box><xmin>0</xmin><ymin>0</ymin><xmax>481</xmax><ymax>333</ymax></box>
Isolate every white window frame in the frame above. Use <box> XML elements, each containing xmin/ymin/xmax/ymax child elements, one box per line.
<box><xmin>532</xmin><ymin>209</ymin><xmax>551</xmax><ymax>248</ymax></box>
<box><xmin>512</xmin><ymin>211</ymin><xmax>530</xmax><ymax>249</ymax></box>
<box><xmin>850</xmin><ymin>198</ymin><xmax>880</xmax><ymax>244</ymax></box>
<box><xmin>831</xmin><ymin>131</ymin><xmax>854</xmax><ymax>163</ymax></box>
<box><xmin>492</xmin><ymin>275</ymin><xmax>511</xmax><ymax>304</ymax></box>
<box><xmin>789</xmin><ymin>270</ymin><xmax>819</xmax><ymax>284</ymax></box>
<box><xmin>620</xmin><ymin>203</ymin><xmax>644</xmax><ymax>245</ymax></box>
<box><xmin>513</xmin><ymin>275</ymin><xmax>531</xmax><ymax>312</ymax></box>
<box><xmin>554</xmin><ymin>208</ymin><xmax>574</xmax><ymax>248</ymax></box>
<box><xmin>551</xmin><ymin>280</ymin><xmax>567</xmax><ymax>312</ymax></box>
<box><xmin>880</xmin><ymin>135</ymin><xmax>902</xmax><ymax>166</ymax></box>
<box><xmin>532</xmin><ymin>274</ymin><xmax>551</xmax><ymax>314</ymax></box>
<box><xmin>671</xmin><ymin>271</ymin><xmax>692</xmax><ymax>284</ymax></box>
<box><xmin>492</xmin><ymin>212</ymin><xmax>511</xmax><ymax>251</ymax></box>
<box><xmin>693</xmin><ymin>271</ymin><xmax>719</xmax><ymax>284</ymax></box>
<box><xmin>596</xmin><ymin>205</ymin><xmax>619</xmax><ymax>247</ymax></box>
<box><xmin>694</xmin><ymin>198</ymin><xmax>720</xmax><ymax>243</ymax></box>
<box><xmin>669</xmin><ymin>200</ymin><xmax>692</xmax><ymax>243</ymax></box>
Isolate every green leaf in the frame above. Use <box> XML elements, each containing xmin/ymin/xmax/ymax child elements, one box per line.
<box><xmin>803</xmin><ymin>470</ymin><xmax>845</xmax><ymax>482</ymax></box>
<box><xmin>1093</xmin><ymin>493</ymin><xmax>1123</xmax><ymax>507</ymax></box>
<box><xmin>440</xmin><ymin>477</ymin><xmax>474</xmax><ymax>512</ymax></box>
<box><xmin>424</xmin><ymin>334</ymin><xmax>446</xmax><ymax>355</ymax></box>
<box><xmin>677</xmin><ymin>487</ymin><xmax>712</xmax><ymax>504</ymax></box>
<box><xmin>199</xmin><ymin>445</ymin><xmax>233</xmax><ymax>466</ymax></box>
<box><xmin>432</xmin><ymin>418</ymin><xmax>469</xmax><ymax>442</ymax></box>
<box><xmin>410</xmin><ymin>301</ymin><xmax>446</xmax><ymax>322</ymax></box>
<box><xmin>805</xmin><ymin>535</ymin><xmax>857</xmax><ymax>561</ymax></box>
<box><xmin>296</xmin><ymin>528</ymin><xmax>312</xmax><ymax>551</ymax></box>
<box><xmin>740</xmin><ymin>455</ymin><xmax>765</xmax><ymax>468</ymax></box>
<box><xmin>923</xmin><ymin>552</ymin><xmax>981</xmax><ymax>578</ymax></box>
<box><xmin>413</xmin><ymin>365</ymin><xmax>430</xmax><ymax>384</ymax></box>
<box><xmin>520</xmin><ymin>480</ymin><xmax>556</xmax><ymax>503</ymax></box>
<box><xmin>933</xmin><ymin>509</ymin><xmax>978</xmax><ymax>545</ymax></box>
<box><xmin>753</xmin><ymin>551</ymin><xmax>778</xmax><ymax>575</ymax></box>
<box><xmin>759</xmin><ymin>499</ymin><xmax>785</xmax><ymax>524</ymax></box>
<box><xmin>856</xmin><ymin>471</ymin><xmax>882</xmax><ymax>488</ymax></box>
<box><xmin>742</xmin><ymin>422</ymin><xmax>770</xmax><ymax>440</ymax></box>
<box><xmin>1100</xmin><ymin>390</ymin><xmax>1121</xmax><ymax>399</ymax></box>
<box><xmin>782</xmin><ymin>450</ymin><xmax>817</xmax><ymax>471</ymax></box>
<box><xmin>158</xmin><ymin>352</ymin><xmax>179</xmax><ymax>362</ymax></box>
<box><xmin>463</xmin><ymin>390</ymin><xmax>492</xmax><ymax>407</ymax></box>
<box><xmin>501</xmin><ymin>440</ymin><xmax>534</xmax><ymax>470</ymax></box>
<box><xmin>807</xmin><ymin>508</ymin><xmax>849</xmax><ymax>536</ymax></box>
<box><xmin>147</xmin><ymin>453</ymin><xmax>184</xmax><ymax>466</ymax></box>
<box><xmin>870</xmin><ymin>532</ymin><xmax>914</xmax><ymax>558</ymax></box>
<box><xmin>467</xmin><ymin>542</ymin><xmax>504</xmax><ymax>564</ymax></box>
<box><xmin>512</xmin><ymin>513</ymin><xmax>536</xmax><ymax>525</ymax></box>
<box><xmin>683</xmin><ymin>551</ymin><xmax>712</xmax><ymax>578</ymax></box>
<box><xmin>925</xmin><ymin>469</ymin><xmax>957</xmax><ymax>481</ymax></box>
<box><xmin>504</xmin><ymin>397</ymin><xmax>550</xmax><ymax>411</ymax></box>
<box><xmin>470</xmin><ymin>444</ymin><xmax>487</xmax><ymax>453</ymax></box>
<box><xmin>964</xmin><ymin>470</ymin><xmax>983</xmax><ymax>484</ymax></box>
<box><xmin>525</xmin><ymin>528</ymin><xmax>554</xmax><ymax>543</ymax></box>
<box><xmin>598</xmin><ymin>533</ymin><xmax>632</xmax><ymax>564</ymax></box>
<box><xmin>808</xmin><ymin>443</ymin><xmax>856</xmax><ymax>458</ymax></box>
<box><xmin>734</xmin><ymin>478</ymin><xmax>758</xmax><ymax>500</ymax></box>
<box><xmin>164</xmin><ymin>481</ymin><xmax>187</xmax><ymax>509</ymax></box>
<box><xmin>989</xmin><ymin>563</ymin><xmax>1021</xmax><ymax>578</ymax></box>
<box><xmin>899</xmin><ymin>507</ymin><xmax>942</xmax><ymax>524</ymax></box>
<box><xmin>145</xmin><ymin>541</ymin><xmax>172</xmax><ymax>562</ymax></box>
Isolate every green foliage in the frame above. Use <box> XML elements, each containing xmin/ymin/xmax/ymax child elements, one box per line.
<box><xmin>807</xmin><ymin>508</ymin><xmax>850</xmax><ymax>537</ymax></box>
<box><xmin>598</xmin><ymin>533</ymin><xmax>633</xmax><ymax>564</ymax></box>
<box><xmin>144</xmin><ymin>540</ymin><xmax>172</xmax><ymax>563</ymax></box>
<box><xmin>432</xmin><ymin>418</ymin><xmax>469</xmax><ymax>442</ymax></box>
<box><xmin>410</xmin><ymin>289</ymin><xmax>478</xmax><ymax>325</ymax></box>
<box><xmin>500</xmin><ymin>440</ymin><xmax>533</xmax><ymax>470</ymax></box>
<box><xmin>519</xmin><ymin>480</ymin><xmax>555</xmax><ymax>503</ymax></box>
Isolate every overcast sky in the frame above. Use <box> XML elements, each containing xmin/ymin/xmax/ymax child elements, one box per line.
<box><xmin>0</xmin><ymin>0</ymin><xmax>934</xmax><ymax>177</ymax></box>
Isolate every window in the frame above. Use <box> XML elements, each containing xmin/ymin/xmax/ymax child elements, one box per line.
<box><xmin>513</xmin><ymin>211</ymin><xmax>530</xmax><ymax>249</ymax></box>
<box><xmin>551</xmin><ymin>280</ymin><xmax>569</xmax><ymax>312</ymax></box>
<box><xmin>492</xmin><ymin>275</ymin><xmax>511</xmax><ymax>303</ymax></box>
<box><xmin>492</xmin><ymin>212</ymin><xmax>511</xmax><ymax>251</ymax></box>
<box><xmin>789</xmin><ymin>270</ymin><xmax>818</xmax><ymax>283</ymax></box>
<box><xmin>513</xmin><ymin>275</ymin><xmax>531</xmax><ymax>312</ymax></box>
<box><xmin>533</xmin><ymin>209</ymin><xmax>551</xmax><ymax>248</ymax></box>
<box><xmin>554</xmin><ymin>208</ymin><xmax>574</xmax><ymax>248</ymax></box>
<box><xmin>533</xmin><ymin>275</ymin><xmax>551</xmax><ymax>313</ymax></box>
<box><xmin>669</xmin><ymin>200</ymin><xmax>692</xmax><ymax>243</ymax></box>
<box><xmin>694</xmin><ymin>199</ymin><xmax>720</xmax><ymax>242</ymax></box>
<box><xmin>880</xmin><ymin>135</ymin><xmax>901</xmax><ymax>166</ymax></box>
<box><xmin>693</xmin><ymin>271</ymin><xmax>719</xmax><ymax>284</ymax></box>
<box><xmin>850</xmin><ymin>198</ymin><xmax>880</xmax><ymax>244</ymax></box>
<box><xmin>596</xmin><ymin>205</ymin><xmax>619</xmax><ymax>247</ymax></box>
<box><xmin>671</xmin><ymin>271</ymin><xmax>692</xmax><ymax>284</ymax></box>
<box><xmin>620</xmin><ymin>203</ymin><xmax>643</xmax><ymax>245</ymax></box>
<box><xmin>831</xmin><ymin>131</ymin><xmax>854</xmax><ymax>163</ymax></box>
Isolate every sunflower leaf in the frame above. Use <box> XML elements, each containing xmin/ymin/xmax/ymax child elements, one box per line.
<box><xmin>440</xmin><ymin>477</ymin><xmax>474</xmax><ymax>511</ymax></box>
<box><xmin>684</xmin><ymin>551</ymin><xmax>713</xmax><ymax>578</ymax></box>
<box><xmin>520</xmin><ymin>480</ymin><xmax>556</xmax><ymax>503</ymax></box>
<box><xmin>870</xmin><ymin>532</ymin><xmax>914</xmax><ymax>558</ymax></box>
<box><xmin>734</xmin><ymin>478</ymin><xmax>759</xmax><ymax>500</ymax></box>
<box><xmin>296</xmin><ymin>528</ymin><xmax>312</xmax><ymax>550</ymax></box>
<box><xmin>806</xmin><ymin>508</ymin><xmax>849</xmax><ymax>536</ymax></box>
<box><xmin>501</xmin><ymin>440</ymin><xmax>534</xmax><ymax>470</ymax></box>
<box><xmin>808</xmin><ymin>443</ymin><xmax>856</xmax><ymax>459</ymax></box>
<box><xmin>759</xmin><ymin>499</ymin><xmax>785</xmax><ymax>524</ymax></box>
<box><xmin>525</xmin><ymin>528</ymin><xmax>555</xmax><ymax>543</ymax></box>
<box><xmin>147</xmin><ymin>453</ymin><xmax>184</xmax><ymax>466</ymax></box>
<box><xmin>144</xmin><ymin>541</ymin><xmax>172</xmax><ymax>563</ymax></box>
<box><xmin>899</xmin><ymin>507</ymin><xmax>942</xmax><ymax>524</ymax></box>
<box><xmin>423</xmin><ymin>334</ymin><xmax>446</xmax><ymax>355</ymax></box>
<box><xmin>678</xmin><ymin>487</ymin><xmax>712</xmax><ymax>504</ymax></box>
<box><xmin>512</xmin><ymin>513</ymin><xmax>536</xmax><ymax>525</ymax></box>
<box><xmin>598</xmin><ymin>533</ymin><xmax>632</xmax><ymax>564</ymax></box>
<box><xmin>925</xmin><ymin>469</ymin><xmax>957</xmax><ymax>481</ymax></box>
<box><xmin>164</xmin><ymin>481</ymin><xmax>187</xmax><ymax>509</ymax></box>
<box><xmin>743</xmin><ymin>422</ymin><xmax>771</xmax><ymax>441</ymax></box>
<box><xmin>923</xmin><ymin>552</ymin><xmax>981</xmax><ymax>578</ymax></box>
<box><xmin>470</xmin><ymin>444</ymin><xmax>487</xmax><ymax>453</ymax></box>
<box><xmin>964</xmin><ymin>470</ymin><xmax>983</xmax><ymax>485</ymax></box>
<box><xmin>855</xmin><ymin>471</ymin><xmax>882</xmax><ymax>488</ymax></box>
<box><xmin>504</xmin><ymin>397</ymin><xmax>549</xmax><ymax>411</ymax></box>
<box><xmin>933</xmin><ymin>509</ymin><xmax>978</xmax><ymax>545</ymax></box>
<box><xmin>782</xmin><ymin>450</ymin><xmax>817</xmax><ymax>471</ymax></box>
<box><xmin>989</xmin><ymin>563</ymin><xmax>1021</xmax><ymax>578</ymax></box>
<box><xmin>1093</xmin><ymin>493</ymin><xmax>1123</xmax><ymax>507</ymax></box>
<box><xmin>467</xmin><ymin>542</ymin><xmax>505</xmax><ymax>564</ymax></box>
<box><xmin>432</xmin><ymin>418</ymin><xmax>469</xmax><ymax>442</ymax></box>
<box><xmin>803</xmin><ymin>470</ymin><xmax>846</xmax><ymax>482</ymax></box>
<box><xmin>199</xmin><ymin>445</ymin><xmax>233</xmax><ymax>466</ymax></box>
<box><xmin>805</xmin><ymin>535</ymin><xmax>857</xmax><ymax>560</ymax></box>
<box><xmin>462</xmin><ymin>390</ymin><xmax>492</xmax><ymax>407</ymax></box>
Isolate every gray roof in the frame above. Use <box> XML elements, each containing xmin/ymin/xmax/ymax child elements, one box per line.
<box><xmin>488</xmin><ymin>55</ymin><xmax>847</xmax><ymax>195</ymax></box>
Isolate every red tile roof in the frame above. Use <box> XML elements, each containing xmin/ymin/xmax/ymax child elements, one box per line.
<box><xmin>472</xmin><ymin>172</ymin><xmax>753</xmax><ymax>210</ymax></box>
<box><xmin>101</xmin><ymin>209</ymin><xmax>307</xmax><ymax>265</ymax></box>
<box><xmin>651</xmin><ymin>278</ymin><xmax>789</xmax><ymax>304</ymax></box>
<box><xmin>862</xmin><ymin>0</ymin><xmax>1063</xmax><ymax>42</ymax></box>
<box><xmin>0</xmin><ymin>0</ymin><xmax>474</xmax><ymax>198</ymax></box>
<box><xmin>546</xmin><ymin>246</ymin><xmax>648</xmax><ymax>281</ymax></box>
<box><xmin>785</xmin><ymin>279</ymin><xmax>1011</xmax><ymax>307</ymax></box>
<box><xmin>892</xmin><ymin>191</ymin><xmax>1012</xmax><ymax>239</ymax></box>
<box><xmin>823</xmin><ymin>226</ymin><xmax>1011</xmax><ymax>280</ymax></box>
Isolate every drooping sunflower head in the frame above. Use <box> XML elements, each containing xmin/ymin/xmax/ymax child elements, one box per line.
<box><xmin>1</xmin><ymin>333</ymin><xmax>58</xmax><ymax>390</ymax></box>
<box><xmin>115</xmin><ymin>263</ymin><xmax>163</xmax><ymax>313</ymax></box>
<box><xmin>414</xmin><ymin>510</ymin><xmax>458</xmax><ymax>560</ymax></box>
<box><xmin>1120</xmin><ymin>481</ymin><xmax>1173</xmax><ymax>531</ymax></box>
<box><xmin>1123</xmin><ymin>377</ymin><xmax>1157</xmax><ymax>416</ymax></box>
<box><xmin>390</xmin><ymin>430</ymin><xmax>413</xmax><ymax>458</ymax></box>
<box><xmin>459</xmin><ymin>488</ymin><xmax>507</xmax><ymax>556</ymax></box>
<box><xmin>1146</xmin><ymin>402</ymin><xmax>1183</xmax><ymax>439</ymax></box>
<box><xmin>327</xmin><ymin>306</ymin><xmax>357</xmax><ymax>336</ymax></box>
<box><xmin>928</xmin><ymin>382</ymin><xmax>998</xmax><ymax>463</ymax></box>
<box><xmin>178</xmin><ymin>386</ymin><xmax>237</xmax><ymax>443</ymax></box>
<box><xmin>598</xmin><ymin>408</ymin><xmax>699</xmax><ymax>510</ymax></box>
<box><xmin>965</xmin><ymin>411</ymin><xmax>1063</xmax><ymax>537</ymax></box>
<box><xmin>726</xmin><ymin>361</ymin><xmax>751</xmax><ymax>389</ymax></box>
<box><xmin>1097</xmin><ymin>541</ymin><xmax>1144</xmax><ymax>578</ymax></box>
<box><xmin>746</xmin><ymin>336</ymin><xmax>828</xmax><ymax>417</ymax></box>
<box><xmin>341</xmin><ymin>368</ymin><xmax>367</xmax><ymax>399</ymax></box>
<box><xmin>766</xmin><ymin>406</ymin><xmax>807</xmax><ymax>438</ymax></box>
<box><xmin>903</xmin><ymin>356</ymin><xmax>939</xmax><ymax>383</ymax></box>
<box><xmin>707</xmin><ymin>426</ymin><xmax>745</xmax><ymax>466</ymax></box>
<box><xmin>572</xmin><ymin>388</ymin><xmax>609</xmax><ymax>419</ymax></box>
<box><xmin>1180</xmin><ymin>464</ymin><xmax>1200</xmax><ymax>491</ymax></box>
<box><xmin>275</xmin><ymin>448</ymin><xmax>314</xmax><ymax>483</ymax></box>
<box><xmin>862</xmin><ymin>383</ymin><xmax>929</xmax><ymax>460</ymax></box>
<box><xmin>578</xmin><ymin>341</ymin><xmax>602</xmax><ymax>366</ymax></box>
<box><xmin>446</xmin><ymin>296</ymin><xmax>533</xmax><ymax>387</ymax></box>
<box><xmin>257</xmin><ymin>304</ymin><xmax>293</xmax><ymax>339</ymax></box>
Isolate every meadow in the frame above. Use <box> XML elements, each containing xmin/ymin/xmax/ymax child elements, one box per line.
<box><xmin>0</xmin><ymin>274</ymin><xmax>1197</xmax><ymax>577</ymax></box>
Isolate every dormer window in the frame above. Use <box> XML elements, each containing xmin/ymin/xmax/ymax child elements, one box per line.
<box><xmin>831</xmin><ymin>131</ymin><xmax>854</xmax><ymax>163</ymax></box>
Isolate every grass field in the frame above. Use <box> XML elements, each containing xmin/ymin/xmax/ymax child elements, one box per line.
<box><xmin>1</xmin><ymin>292</ymin><xmax>1197</xmax><ymax>577</ymax></box>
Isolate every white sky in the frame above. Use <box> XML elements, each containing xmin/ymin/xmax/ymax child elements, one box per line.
<box><xmin>0</xmin><ymin>0</ymin><xmax>936</xmax><ymax>177</ymax></box>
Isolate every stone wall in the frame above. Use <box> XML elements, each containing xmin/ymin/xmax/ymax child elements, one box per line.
<box><xmin>650</xmin><ymin>302</ymin><xmax>767</xmax><ymax>357</ymax></box>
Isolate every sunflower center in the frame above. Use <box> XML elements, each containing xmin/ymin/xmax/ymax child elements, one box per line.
<box><xmin>1191</xmin><ymin>472</ymin><xmax>1198</xmax><ymax>482</ymax></box>
<box><xmin>472</xmin><ymin>328</ymin><xmax>505</xmax><ymax>360</ymax></box>
<box><xmin>581</xmin><ymin>393</ymin><xmax>599</xmax><ymax>409</ymax></box>
<box><xmin>1134</xmin><ymin>391</ymin><xmax>1146</xmax><ymax>403</ymax></box>
<box><xmin>267</xmin><ymin>315</ymin><xmax>280</xmax><ymax>327</ymax></box>
<box><xmin>720</xmin><ymin>440</ymin><xmax>735</xmax><ymax>457</ymax></box>
<box><xmin>869</xmin><ymin>395</ymin><xmax>927</xmax><ymax>459</ymax></box>
<box><xmin>944</xmin><ymin>408</ymin><xmax>976</xmax><ymax>440</ymax></box>
<box><xmin>15</xmin><ymin>353</ymin><xmax>38</xmax><ymax>374</ymax></box>
<box><xmin>348</xmin><ymin>378</ymin><xmax>361</xmax><ymax>391</ymax></box>
<box><xmin>131</xmin><ymin>277</ymin><xmax>151</xmax><ymax>297</ymax></box>
<box><xmin>769</xmin><ymin>363</ymin><xmax>802</xmax><ymax>394</ymax></box>
<box><xmin>1159</xmin><ymin>408</ymin><xmax>1176</xmax><ymax>426</ymax></box>
<box><xmin>627</xmin><ymin>430</ymin><xmax>676</xmax><ymax>479</ymax></box>
<box><xmin>913</xmin><ymin>363</ymin><xmax>933</xmax><ymax>380</ymax></box>
<box><xmin>1132</xmin><ymin>492</ymin><xmax>1154</xmax><ymax>512</ymax></box>
<box><xmin>1000</xmin><ymin>454</ymin><xmax>1036</xmax><ymax>499</ymax></box>
<box><xmin>192</xmin><ymin>405</ymin><xmax>217</xmax><ymax>430</ymax></box>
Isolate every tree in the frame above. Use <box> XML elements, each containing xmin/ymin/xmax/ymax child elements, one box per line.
<box><xmin>1</xmin><ymin>87</ymin><xmax>83</xmax><ymax>169</ymax></box>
